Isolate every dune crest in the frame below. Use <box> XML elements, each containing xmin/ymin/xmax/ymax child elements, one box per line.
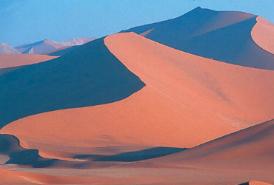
<box><xmin>252</xmin><ymin>17</ymin><xmax>274</xmax><ymax>54</ymax></box>
<box><xmin>150</xmin><ymin>119</ymin><xmax>274</xmax><ymax>171</ymax></box>
<box><xmin>1</xmin><ymin>33</ymin><xmax>274</xmax><ymax>158</ymax></box>
<box><xmin>125</xmin><ymin>7</ymin><xmax>274</xmax><ymax>70</ymax></box>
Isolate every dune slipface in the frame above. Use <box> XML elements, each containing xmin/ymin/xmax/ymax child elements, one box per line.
<box><xmin>1</xmin><ymin>33</ymin><xmax>274</xmax><ymax>160</ymax></box>
<box><xmin>0</xmin><ymin>38</ymin><xmax>144</xmax><ymax>127</ymax></box>
<box><xmin>125</xmin><ymin>7</ymin><xmax>274</xmax><ymax>70</ymax></box>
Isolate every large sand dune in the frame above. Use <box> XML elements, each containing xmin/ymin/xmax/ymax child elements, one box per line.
<box><xmin>125</xmin><ymin>7</ymin><xmax>274</xmax><ymax>70</ymax></box>
<box><xmin>151</xmin><ymin>119</ymin><xmax>274</xmax><ymax>169</ymax></box>
<box><xmin>0</xmin><ymin>38</ymin><xmax>144</xmax><ymax>127</ymax></box>
<box><xmin>1</xmin><ymin>33</ymin><xmax>273</xmax><ymax>160</ymax></box>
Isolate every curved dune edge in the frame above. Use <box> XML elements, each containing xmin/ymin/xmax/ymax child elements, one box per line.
<box><xmin>147</xmin><ymin>119</ymin><xmax>274</xmax><ymax>171</ymax></box>
<box><xmin>1</xmin><ymin>32</ymin><xmax>274</xmax><ymax>160</ymax></box>
<box><xmin>0</xmin><ymin>54</ymin><xmax>57</xmax><ymax>69</ymax></box>
<box><xmin>247</xmin><ymin>180</ymin><xmax>273</xmax><ymax>185</ymax></box>
<box><xmin>126</xmin><ymin>8</ymin><xmax>274</xmax><ymax>70</ymax></box>
<box><xmin>0</xmin><ymin>38</ymin><xmax>144</xmax><ymax>127</ymax></box>
<box><xmin>252</xmin><ymin>17</ymin><xmax>274</xmax><ymax>54</ymax></box>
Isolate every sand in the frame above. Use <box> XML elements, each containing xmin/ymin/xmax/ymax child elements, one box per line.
<box><xmin>1</xmin><ymin>33</ymin><xmax>273</xmax><ymax>160</ymax></box>
<box><xmin>252</xmin><ymin>17</ymin><xmax>274</xmax><ymax>54</ymax></box>
<box><xmin>0</xmin><ymin>54</ymin><xmax>57</xmax><ymax>69</ymax></box>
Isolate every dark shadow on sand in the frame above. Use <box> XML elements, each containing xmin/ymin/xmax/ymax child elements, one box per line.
<box><xmin>75</xmin><ymin>147</ymin><xmax>185</xmax><ymax>162</ymax></box>
<box><xmin>0</xmin><ymin>38</ymin><xmax>144</xmax><ymax>127</ymax></box>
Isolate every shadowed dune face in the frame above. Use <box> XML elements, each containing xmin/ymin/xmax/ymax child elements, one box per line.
<box><xmin>49</xmin><ymin>45</ymin><xmax>80</xmax><ymax>56</ymax></box>
<box><xmin>16</xmin><ymin>39</ymin><xmax>64</xmax><ymax>54</ymax></box>
<box><xmin>125</xmin><ymin>7</ymin><xmax>274</xmax><ymax>70</ymax></box>
<box><xmin>0</xmin><ymin>38</ymin><xmax>144</xmax><ymax>127</ymax></box>
<box><xmin>16</xmin><ymin>38</ymin><xmax>94</xmax><ymax>55</ymax></box>
<box><xmin>252</xmin><ymin>17</ymin><xmax>274</xmax><ymax>54</ymax></box>
<box><xmin>2</xmin><ymin>33</ymin><xmax>274</xmax><ymax>159</ymax></box>
<box><xmin>0</xmin><ymin>134</ymin><xmax>56</xmax><ymax>167</ymax></box>
<box><xmin>75</xmin><ymin>147</ymin><xmax>185</xmax><ymax>162</ymax></box>
<box><xmin>0</xmin><ymin>54</ymin><xmax>57</xmax><ymax>69</ymax></box>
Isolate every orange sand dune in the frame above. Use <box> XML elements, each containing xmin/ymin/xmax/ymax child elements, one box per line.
<box><xmin>151</xmin><ymin>119</ymin><xmax>274</xmax><ymax>169</ymax></box>
<box><xmin>138</xmin><ymin>120</ymin><xmax>274</xmax><ymax>184</ymax></box>
<box><xmin>126</xmin><ymin>7</ymin><xmax>274</xmax><ymax>70</ymax></box>
<box><xmin>0</xmin><ymin>54</ymin><xmax>57</xmax><ymax>69</ymax></box>
<box><xmin>1</xmin><ymin>33</ymin><xmax>274</xmax><ymax>159</ymax></box>
<box><xmin>252</xmin><ymin>17</ymin><xmax>274</xmax><ymax>54</ymax></box>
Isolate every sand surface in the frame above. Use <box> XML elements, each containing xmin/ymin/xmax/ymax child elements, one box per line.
<box><xmin>0</xmin><ymin>54</ymin><xmax>56</xmax><ymax>68</ymax></box>
<box><xmin>252</xmin><ymin>17</ymin><xmax>274</xmax><ymax>54</ymax></box>
<box><xmin>1</xmin><ymin>33</ymin><xmax>273</xmax><ymax>160</ymax></box>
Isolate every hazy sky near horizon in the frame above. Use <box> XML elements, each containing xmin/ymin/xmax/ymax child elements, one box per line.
<box><xmin>1</xmin><ymin>0</ymin><xmax>274</xmax><ymax>46</ymax></box>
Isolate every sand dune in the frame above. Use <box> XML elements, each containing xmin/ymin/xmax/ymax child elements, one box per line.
<box><xmin>125</xmin><ymin>7</ymin><xmax>274</xmax><ymax>70</ymax></box>
<box><xmin>0</xmin><ymin>54</ymin><xmax>56</xmax><ymax>69</ymax></box>
<box><xmin>0</xmin><ymin>38</ymin><xmax>144</xmax><ymax>127</ymax></box>
<box><xmin>0</xmin><ymin>168</ymin><xmax>35</xmax><ymax>185</ymax></box>
<box><xmin>16</xmin><ymin>39</ymin><xmax>66</xmax><ymax>54</ymax></box>
<box><xmin>151</xmin><ymin>119</ymin><xmax>274</xmax><ymax>170</ymax></box>
<box><xmin>1</xmin><ymin>33</ymin><xmax>273</xmax><ymax>160</ymax></box>
<box><xmin>0</xmin><ymin>43</ymin><xmax>20</xmax><ymax>54</ymax></box>
<box><xmin>132</xmin><ymin>119</ymin><xmax>274</xmax><ymax>184</ymax></box>
<box><xmin>252</xmin><ymin>17</ymin><xmax>274</xmax><ymax>54</ymax></box>
<box><xmin>15</xmin><ymin>38</ymin><xmax>93</xmax><ymax>55</ymax></box>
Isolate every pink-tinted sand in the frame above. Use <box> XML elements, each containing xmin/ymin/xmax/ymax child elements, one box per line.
<box><xmin>1</xmin><ymin>33</ymin><xmax>273</xmax><ymax>160</ymax></box>
<box><xmin>252</xmin><ymin>17</ymin><xmax>274</xmax><ymax>54</ymax></box>
<box><xmin>0</xmin><ymin>54</ymin><xmax>57</xmax><ymax>69</ymax></box>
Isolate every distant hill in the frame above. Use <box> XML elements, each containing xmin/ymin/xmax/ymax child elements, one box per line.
<box><xmin>0</xmin><ymin>43</ymin><xmax>20</xmax><ymax>54</ymax></box>
<box><xmin>15</xmin><ymin>38</ymin><xmax>94</xmax><ymax>55</ymax></box>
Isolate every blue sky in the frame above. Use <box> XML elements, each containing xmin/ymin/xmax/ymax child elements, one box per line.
<box><xmin>1</xmin><ymin>0</ymin><xmax>274</xmax><ymax>46</ymax></box>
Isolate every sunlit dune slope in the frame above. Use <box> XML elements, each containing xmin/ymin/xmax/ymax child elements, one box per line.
<box><xmin>151</xmin><ymin>119</ymin><xmax>274</xmax><ymax>171</ymax></box>
<box><xmin>0</xmin><ymin>54</ymin><xmax>56</xmax><ymax>69</ymax></box>
<box><xmin>2</xmin><ymin>33</ymin><xmax>274</xmax><ymax>158</ymax></box>
<box><xmin>125</xmin><ymin>7</ymin><xmax>274</xmax><ymax>70</ymax></box>
<box><xmin>252</xmin><ymin>17</ymin><xmax>274</xmax><ymax>54</ymax></box>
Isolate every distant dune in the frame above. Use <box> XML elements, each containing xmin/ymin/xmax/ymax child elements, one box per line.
<box><xmin>0</xmin><ymin>43</ymin><xmax>20</xmax><ymax>54</ymax></box>
<box><xmin>1</xmin><ymin>33</ymin><xmax>273</xmax><ymax>160</ymax></box>
<box><xmin>252</xmin><ymin>17</ymin><xmax>274</xmax><ymax>54</ymax></box>
<box><xmin>0</xmin><ymin>54</ymin><xmax>56</xmax><ymax>69</ymax></box>
<box><xmin>16</xmin><ymin>39</ymin><xmax>66</xmax><ymax>54</ymax></box>
<box><xmin>16</xmin><ymin>38</ymin><xmax>93</xmax><ymax>55</ymax></box>
<box><xmin>125</xmin><ymin>7</ymin><xmax>274</xmax><ymax>70</ymax></box>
